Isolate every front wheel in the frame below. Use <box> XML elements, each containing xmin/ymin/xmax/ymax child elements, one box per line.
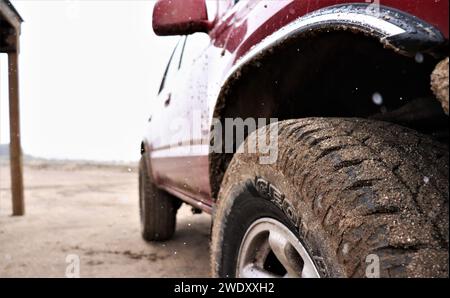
<box><xmin>211</xmin><ymin>118</ymin><xmax>449</xmax><ymax>278</ymax></box>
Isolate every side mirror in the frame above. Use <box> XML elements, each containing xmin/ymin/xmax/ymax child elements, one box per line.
<box><xmin>152</xmin><ymin>0</ymin><xmax>211</xmax><ymax>36</ymax></box>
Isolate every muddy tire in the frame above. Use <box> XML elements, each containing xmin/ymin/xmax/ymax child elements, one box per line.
<box><xmin>211</xmin><ymin>118</ymin><xmax>449</xmax><ymax>278</ymax></box>
<box><xmin>139</xmin><ymin>155</ymin><xmax>179</xmax><ymax>241</ymax></box>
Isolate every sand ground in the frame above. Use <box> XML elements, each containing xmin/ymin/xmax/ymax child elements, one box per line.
<box><xmin>0</xmin><ymin>160</ymin><xmax>211</xmax><ymax>277</ymax></box>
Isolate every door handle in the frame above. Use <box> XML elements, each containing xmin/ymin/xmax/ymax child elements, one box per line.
<box><xmin>164</xmin><ymin>93</ymin><xmax>171</xmax><ymax>107</ymax></box>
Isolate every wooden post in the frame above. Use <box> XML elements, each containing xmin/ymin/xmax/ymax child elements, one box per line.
<box><xmin>8</xmin><ymin>51</ymin><xmax>24</xmax><ymax>216</ymax></box>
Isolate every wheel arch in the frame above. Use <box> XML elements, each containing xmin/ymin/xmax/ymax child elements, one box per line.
<box><xmin>208</xmin><ymin>3</ymin><xmax>448</xmax><ymax>199</ymax></box>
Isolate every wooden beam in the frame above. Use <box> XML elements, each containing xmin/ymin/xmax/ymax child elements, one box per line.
<box><xmin>8</xmin><ymin>51</ymin><xmax>24</xmax><ymax>216</ymax></box>
<box><xmin>0</xmin><ymin>27</ymin><xmax>18</xmax><ymax>53</ymax></box>
<box><xmin>0</xmin><ymin>0</ymin><xmax>22</xmax><ymax>32</ymax></box>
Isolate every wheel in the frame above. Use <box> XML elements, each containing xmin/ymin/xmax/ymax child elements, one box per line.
<box><xmin>139</xmin><ymin>155</ymin><xmax>180</xmax><ymax>241</ymax></box>
<box><xmin>211</xmin><ymin>118</ymin><xmax>449</xmax><ymax>278</ymax></box>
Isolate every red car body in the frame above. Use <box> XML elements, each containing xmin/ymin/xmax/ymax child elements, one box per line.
<box><xmin>145</xmin><ymin>0</ymin><xmax>449</xmax><ymax>213</ymax></box>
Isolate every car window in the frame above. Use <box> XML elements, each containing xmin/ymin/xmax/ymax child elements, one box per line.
<box><xmin>178</xmin><ymin>33</ymin><xmax>210</xmax><ymax>70</ymax></box>
<box><xmin>158</xmin><ymin>37</ymin><xmax>186</xmax><ymax>94</ymax></box>
<box><xmin>178</xmin><ymin>37</ymin><xmax>188</xmax><ymax>69</ymax></box>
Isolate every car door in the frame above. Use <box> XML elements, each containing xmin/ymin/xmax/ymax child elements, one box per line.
<box><xmin>147</xmin><ymin>38</ymin><xmax>187</xmax><ymax>184</ymax></box>
<box><xmin>149</xmin><ymin>34</ymin><xmax>215</xmax><ymax>208</ymax></box>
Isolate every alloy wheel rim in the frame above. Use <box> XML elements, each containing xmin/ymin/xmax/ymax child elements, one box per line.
<box><xmin>236</xmin><ymin>217</ymin><xmax>320</xmax><ymax>278</ymax></box>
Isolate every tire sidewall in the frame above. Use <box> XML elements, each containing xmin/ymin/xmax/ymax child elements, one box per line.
<box><xmin>212</xmin><ymin>161</ymin><xmax>344</xmax><ymax>277</ymax></box>
<box><xmin>139</xmin><ymin>157</ymin><xmax>149</xmax><ymax>237</ymax></box>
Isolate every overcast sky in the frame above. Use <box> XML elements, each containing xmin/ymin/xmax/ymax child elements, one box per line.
<box><xmin>1</xmin><ymin>0</ymin><xmax>179</xmax><ymax>161</ymax></box>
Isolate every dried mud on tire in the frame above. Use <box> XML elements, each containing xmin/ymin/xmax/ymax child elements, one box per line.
<box><xmin>212</xmin><ymin>118</ymin><xmax>449</xmax><ymax>278</ymax></box>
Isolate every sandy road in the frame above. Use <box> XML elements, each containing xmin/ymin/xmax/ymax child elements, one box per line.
<box><xmin>0</xmin><ymin>160</ymin><xmax>211</xmax><ymax>277</ymax></box>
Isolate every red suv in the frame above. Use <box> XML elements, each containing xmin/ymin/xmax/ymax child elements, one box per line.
<box><xmin>140</xmin><ymin>0</ymin><xmax>449</xmax><ymax>278</ymax></box>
